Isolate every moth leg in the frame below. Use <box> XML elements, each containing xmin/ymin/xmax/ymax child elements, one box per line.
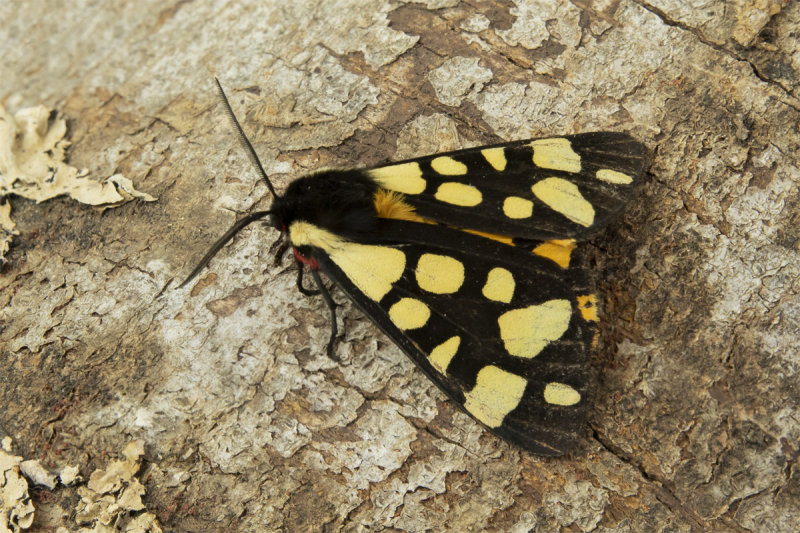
<box><xmin>310</xmin><ymin>269</ymin><xmax>339</xmax><ymax>360</ymax></box>
<box><xmin>271</xmin><ymin>236</ymin><xmax>290</xmax><ymax>267</ymax></box>
<box><xmin>296</xmin><ymin>264</ymin><xmax>320</xmax><ymax>296</ymax></box>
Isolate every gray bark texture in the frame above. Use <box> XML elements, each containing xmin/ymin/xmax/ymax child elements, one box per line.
<box><xmin>1</xmin><ymin>1</ymin><xmax>799</xmax><ymax>532</ymax></box>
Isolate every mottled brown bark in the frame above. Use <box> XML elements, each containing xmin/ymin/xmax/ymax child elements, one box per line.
<box><xmin>1</xmin><ymin>1</ymin><xmax>799</xmax><ymax>531</ymax></box>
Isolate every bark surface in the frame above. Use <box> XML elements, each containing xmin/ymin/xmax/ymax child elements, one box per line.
<box><xmin>1</xmin><ymin>1</ymin><xmax>799</xmax><ymax>531</ymax></box>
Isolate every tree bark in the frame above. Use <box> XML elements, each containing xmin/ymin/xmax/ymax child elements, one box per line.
<box><xmin>1</xmin><ymin>1</ymin><xmax>798</xmax><ymax>531</ymax></box>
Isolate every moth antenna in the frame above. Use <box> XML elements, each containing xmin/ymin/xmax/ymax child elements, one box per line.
<box><xmin>214</xmin><ymin>77</ymin><xmax>279</xmax><ymax>199</ymax></box>
<box><xmin>179</xmin><ymin>209</ymin><xmax>273</xmax><ymax>288</ymax></box>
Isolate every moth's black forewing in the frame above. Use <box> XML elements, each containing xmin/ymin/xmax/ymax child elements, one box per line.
<box><xmin>368</xmin><ymin>132</ymin><xmax>648</xmax><ymax>240</ymax></box>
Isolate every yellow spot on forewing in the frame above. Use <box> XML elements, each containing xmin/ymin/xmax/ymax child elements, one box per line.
<box><xmin>431</xmin><ymin>156</ymin><xmax>468</xmax><ymax>175</ymax></box>
<box><xmin>464</xmin><ymin>366</ymin><xmax>527</xmax><ymax>428</ymax></box>
<box><xmin>503</xmin><ymin>196</ymin><xmax>533</xmax><ymax>219</ymax></box>
<box><xmin>531</xmin><ymin>138</ymin><xmax>581</xmax><ymax>173</ymax></box>
<box><xmin>532</xmin><ymin>239</ymin><xmax>576</xmax><ymax>268</ymax></box>
<box><xmin>290</xmin><ymin>222</ymin><xmax>352</xmax><ymax>254</ymax></box>
<box><xmin>389</xmin><ymin>298</ymin><xmax>430</xmax><ymax>330</ymax></box>
<box><xmin>576</xmin><ymin>294</ymin><xmax>599</xmax><ymax>322</ymax></box>
<box><xmin>330</xmin><ymin>246</ymin><xmax>405</xmax><ymax>302</ymax></box>
<box><xmin>481</xmin><ymin>147</ymin><xmax>507</xmax><ymax>171</ymax></box>
<box><xmin>597</xmin><ymin>168</ymin><xmax>633</xmax><ymax>184</ymax></box>
<box><xmin>435</xmin><ymin>182</ymin><xmax>482</xmax><ymax>206</ymax></box>
<box><xmin>531</xmin><ymin>177</ymin><xmax>595</xmax><ymax>227</ymax></box>
<box><xmin>429</xmin><ymin>336</ymin><xmax>460</xmax><ymax>374</ymax></box>
<box><xmin>289</xmin><ymin>222</ymin><xmax>404</xmax><ymax>301</ymax></box>
<box><xmin>367</xmin><ymin>162</ymin><xmax>426</xmax><ymax>194</ymax></box>
<box><xmin>498</xmin><ymin>299</ymin><xmax>572</xmax><ymax>358</ymax></box>
<box><xmin>482</xmin><ymin>267</ymin><xmax>515</xmax><ymax>303</ymax></box>
<box><xmin>543</xmin><ymin>382</ymin><xmax>581</xmax><ymax>406</ymax></box>
<box><xmin>416</xmin><ymin>254</ymin><xmax>464</xmax><ymax>294</ymax></box>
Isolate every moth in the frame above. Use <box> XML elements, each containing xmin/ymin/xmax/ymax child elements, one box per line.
<box><xmin>182</xmin><ymin>79</ymin><xmax>648</xmax><ymax>456</ymax></box>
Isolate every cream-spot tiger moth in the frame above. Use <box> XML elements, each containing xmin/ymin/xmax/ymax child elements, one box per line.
<box><xmin>182</xmin><ymin>80</ymin><xmax>648</xmax><ymax>456</ymax></box>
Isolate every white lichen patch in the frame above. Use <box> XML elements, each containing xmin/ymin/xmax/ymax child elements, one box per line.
<box><xmin>75</xmin><ymin>440</ymin><xmax>163</xmax><ymax>533</ymax></box>
<box><xmin>427</xmin><ymin>57</ymin><xmax>493</xmax><ymax>107</ymax></box>
<box><xmin>59</xmin><ymin>465</ymin><xmax>81</xmax><ymax>486</ymax></box>
<box><xmin>1</xmin><ymin>438</ymin><xmax>87</xmax><ymax>532</ymax></box>
<box><xmin>0</xmin><ymin>104</ymin><xmax>155</xmax><ymax>264</ymax></box>
<box><xmin>0</xmin><ymin>199</ymin><xmax>15</xmax><ymax>262</ymax></box>
<box><xmin>1</xmin><ymin>438</ymin><xmax>35</xmax><ymax>532</ymax></box>
<box><xmin>19</xmin><ymin>460</ymin><xmax>57</xmax><ymax>490</ymax></box>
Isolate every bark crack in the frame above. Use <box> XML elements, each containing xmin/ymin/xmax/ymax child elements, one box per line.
<box><xmin>633</xmin><ymin>0</ymin><xmax>798</xmax><ymax>107</ymax></box>
<box><xmin>592</xmin><ymin>426</ymin><xmax>724</xmax><ymax>532</ymax></box>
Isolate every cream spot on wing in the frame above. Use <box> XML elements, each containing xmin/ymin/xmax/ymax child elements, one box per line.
<box><xmin>289</xmin><ymin>221</ymin><xmax>404</xmax><ymax>301</ymax></box>
<box><xmin>482</xmin><ymin>267</ymin><xmax>515</xmax><ymax>303</ymax></box>
<box><xmin>531</xmin><ymin>177</ymin><xmax>595</xmax><ymax>227</ymax></box>
<box><xmin>429</xmin><ymin>336</ymin><xmax>460</xmax><ymax>374</ymax></box>
<box><xmin>416</xmin><ymin>253</ymin><xmax>464</xmax><ymax>294</ymax></box>
<box><xmin>497</xmin><ymin>299</ymin><xmax>572</xmax><ymax>358</ymax></box>
<box><xmin>389</xmin><ymin>298</ymin><xmax>430</xmax><ymax>330</ymax></box>
<box><xmin>481</xmin><ymin>147</ymin><xmax>507</xmax><ymax>171</ymax></box>
<box><xmin>596</xmin><ymin>168</ymin><xmax>633</xmax><ymax>184</ymax></box>
<box><xmin>435</xmin><ymin>182</ymin><xmax>482</xmax><ymax>206</ymax></box>
<box><xmin>532</xmin><ymin>239</ymin><xmax>576</xmax><ymax>269</ymax></box>
<box><xmin>464</xmin><ymin>366</ymin><xmax>527</xmax><ymax>428</ymax></box>
<box><xmin>430</xmin><ymin>156</ymin><xmax>468</xmax><ymax>175</ymax></box>
<box><xmin>367</xmin><ymin>162</ymin><xmax>426</xmax><ymax>194</ymax></box>
<box><xmin>543</xmin><ymin>382</ymin><xmax>581</xmax><ymax>406</ymax></box>
<box><xmin>530</xmin><ymin>138</ymin><xmax>581</xmax><ymax>173</ymax></box>
<box><xmin>331</xmin><ymin>246</ymin><xmax>405</xmax><ymax>302</ymax></box>
<box><xmin>502</xmin><ymin>196</ymin><xmax>533</xmax><ymax>219</ymax></box>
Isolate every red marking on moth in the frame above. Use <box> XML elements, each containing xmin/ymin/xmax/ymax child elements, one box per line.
<box><xmin>293</xmin><ymin>247</ymin><xmax>319</xmax><ymax>269</ymax></box>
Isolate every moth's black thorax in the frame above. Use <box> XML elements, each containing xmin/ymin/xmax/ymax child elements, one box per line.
<box><xmin>272</xmin><ymin>170</ymin><xmax>379</xmax><ymax>240</ymax></box>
